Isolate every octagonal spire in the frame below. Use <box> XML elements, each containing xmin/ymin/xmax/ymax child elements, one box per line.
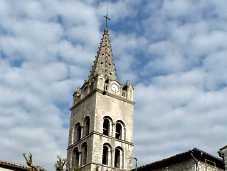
<box><xmin>88</xmin><ymin>29</ymin><xmax>117</xmax><ymax>81</ymax></box>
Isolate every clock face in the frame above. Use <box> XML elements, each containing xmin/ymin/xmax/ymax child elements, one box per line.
<box><xmin>111</xmin><ymin>83</ymin><xmax>119</xmax><ymax>93</ymax></box>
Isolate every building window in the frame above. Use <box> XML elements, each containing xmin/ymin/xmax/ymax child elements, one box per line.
<box><xmin>102</xmin><ymin>146</ymin><xmax>108</xmax><ymax>165</ymax></box>
<box><xmin>73</xmin><ymin>148</ymin><xmax>80</xmax><ymax>168</ymax></box>
<box><xmin>103</xmin><ymin>118</ymin><xmax>110</xmax><ymax>136</ymax></box>
<box><xmin>102</xmin><ymin>144</ymin><xmax>111</xmax><ymax>165</ymax></box>
<box><xmin>105</xmin><ymin>84</ymin><xmax>108</xmax><ymax>91</ymax></box>
<box><xmin>115</xmin><ymin>121</ymin><xmax>125</xmax><ymax>140</ymax></box>
<box><xmin>81</xmin><ymin>143</ymin><xmax>87</xmax><ymax>165</ymax></box>
<box><xmin>75</xmin><ymin>123</ymin><xmax>81</xmax><ymax>142</ymax></box>
<box><xmin>115</xmin><ymin>123</ymin><xmax>122</xmax><ymax>139</ymax></box>
<box><xmin>83</xmin><ymin>117</ymin><xmax>90</xmax><ymax>136</ymax></box>
<box><xmin>115</xmin><ymin>147</ymin><xmax>123</xmax><ymax>168</ymax></box>
<box><xmin>104</xmin><ymin>80</ymin><xmax>109</xmax><ymax>90</ymax></box>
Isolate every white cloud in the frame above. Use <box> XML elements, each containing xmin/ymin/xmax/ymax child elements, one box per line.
<box><xmin>0</xmin><ymin>0</ymin><xmax>227</xmax><ymax>170</ymax></box>
<box><xmin>132</xmin><ymin>0</ymin><xmax>227</xmax><ymax>164</ymax></box>
<box><xmin>0</xmin><ymin>0</ymin><xmax>101</xmax><ymax>170</ymax></box>
<box><xmin>112</xmin><ymin>33</ymin><xmax>147</xmax><ymax>81</ymax></box>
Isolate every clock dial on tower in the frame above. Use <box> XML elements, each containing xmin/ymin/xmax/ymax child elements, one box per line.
<box><xmin>111</xmin><ymin>83</ymin><xmax>119</xmax><ymax>93</ymax></box>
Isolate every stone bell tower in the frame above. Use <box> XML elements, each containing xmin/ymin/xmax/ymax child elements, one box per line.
<box><xmin>67</xmin><ymin>21</ymin><xmax>134</xmax><ymax>171</ymax></box>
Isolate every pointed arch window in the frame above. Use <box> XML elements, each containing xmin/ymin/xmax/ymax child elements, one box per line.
<box><xmin>81</xmin><ymin>143</ymin><xmax>87</xmax><ymax>165</ymax></box>
<box><xmin>83</xmin><ymin>117</ymin><xmax>90</xmax><ymax>136</ymax></box>
<box><xmin>115</xmin><ymin>147</ymin><xmax>123</xmax><ymax>168</ymax></box>
<box><xmin>75</xmin><ymin>123</ymin><xmax>81</xmax><ymax>142</ymax></box>
<box><xmin>102</xmin><ymin>143</ymin><xmax>112</xmax><ymax>166</ymax></box>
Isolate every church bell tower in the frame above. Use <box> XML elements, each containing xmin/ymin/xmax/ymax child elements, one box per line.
<box><xmin>67</xmin><ymin>20</ymin><xmax>134</xmax><ymax>171</ymax></box>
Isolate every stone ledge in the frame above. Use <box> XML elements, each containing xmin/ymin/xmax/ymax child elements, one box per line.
<box><xmin>71</xmin><ymin>88</ymin><xmax>134</xmax><ymax>110</ymax></box>
<box><xmin>67</xmin><ymin>131</ymin><xmax>134</xmax><ymax>150</ymax></box>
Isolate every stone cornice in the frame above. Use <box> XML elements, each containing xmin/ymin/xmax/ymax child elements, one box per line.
<box><xmin>78</xmin><ymin>162</ymin><xmax>128</xmax><ymax>171</ymax></box>
<box><xmin>70</xmin><ymin>88</ymin><xmax>134</xmax><ymax>110</ymax></box>
<box><xmin>67</xmin><ymin>131</ymin><xmax>134</xmax><ymax>150</ymax></box>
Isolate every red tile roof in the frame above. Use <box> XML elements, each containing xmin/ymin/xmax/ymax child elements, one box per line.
<box><xmin>0</xmin><ymin>160</ymin><xmax>29</xmax><ymax>171</ymax></box>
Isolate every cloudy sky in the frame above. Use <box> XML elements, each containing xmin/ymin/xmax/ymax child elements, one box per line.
<box><xmin>1</xmin><ymin>0</ymin><xmax>227</xmax><ymax>170</ymax></box>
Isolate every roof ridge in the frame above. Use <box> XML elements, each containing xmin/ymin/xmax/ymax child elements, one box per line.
<box><xmin>133</xmin><ymin>148</ymin><xmax>224</xmax><ymax>171</ymax></box>
<box><xmin>0</xmin><ymin>160</ymin><xmax>28</xmax><ymax>169</ymax></box>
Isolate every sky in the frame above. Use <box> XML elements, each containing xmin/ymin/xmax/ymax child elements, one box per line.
<box><xmin>0</xmin><ymin>0</ymin><xmax>227</xmax><ymax>170</ymax></box>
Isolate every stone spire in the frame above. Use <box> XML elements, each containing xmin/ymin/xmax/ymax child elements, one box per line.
<box><xmin>88</xmin><ymin>29</ymin><xmax>117</xmax><ymax>81</ymax></box>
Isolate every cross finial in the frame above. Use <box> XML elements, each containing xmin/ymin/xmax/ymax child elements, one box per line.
<box><xmin>104</xmin><ymin>14</ymin><xmax>110</xmax><ymax>30</ymax></box>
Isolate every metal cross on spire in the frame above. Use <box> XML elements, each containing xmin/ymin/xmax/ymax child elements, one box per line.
<box><xmin>104</xmin><ymin>14</ymin><xmax>110</xmax><ymax>30</ymax></box>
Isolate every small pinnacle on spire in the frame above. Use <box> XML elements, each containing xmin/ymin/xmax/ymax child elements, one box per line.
<box><xmin>104</xmin><ymin>14</ymin><xmax>110</xmax><ymax>31</ymax></box>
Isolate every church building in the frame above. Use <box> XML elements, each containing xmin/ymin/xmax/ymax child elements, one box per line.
<box><xmin>0</xmin><ymin>16</ymin><xmax>226</xmax><ymax>171</ymax></box>
<box><xmin>65</xmin><ymin>19</ymin><xmax>226</xmax><ymax>171</ymax></box>
<box><xmin>66</xmin><ymin>24</ymin><xmax>134</xmax><ymax>171</ymax></box>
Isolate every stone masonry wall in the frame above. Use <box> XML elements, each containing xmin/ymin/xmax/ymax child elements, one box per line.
<box><xmin>151</xmin><ymin>159</ymin><xmax>196</xmax><ymax>171</ymax></box>
<box><xmin>198</xmin><ymin>161</ymin><xmax>223</xmax><ymax>171</ymax></box>
<box><xmin>92</xmin><ymin>91</ymin><xmax>134</xmax><ymax>170</ymax></box>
